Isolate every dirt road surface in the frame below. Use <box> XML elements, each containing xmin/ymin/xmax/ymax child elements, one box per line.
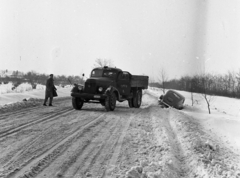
<box><xmin>0</xmin><ymin>93</ymin><xmax>240</xmax><ymax>178</ymax></box>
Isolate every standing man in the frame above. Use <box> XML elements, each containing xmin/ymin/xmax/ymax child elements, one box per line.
<box><xmin>43</xmin><ymin>74</ymin><xmax>57</xmax><ymax>106</ymax></box>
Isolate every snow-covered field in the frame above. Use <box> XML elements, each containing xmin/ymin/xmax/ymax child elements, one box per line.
<box><xmin>0</xmin><ymin>83</ymin><xmax>69</xmax><ymax>105</ymax></box>
<box><xmin>149</xmin><ymin>87</ymin><xmax>240</xmax><ymax>154</ymax></box>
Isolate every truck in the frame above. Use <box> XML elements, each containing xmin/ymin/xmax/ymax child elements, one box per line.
<box><xmin>71</xmin><ymin>66</ymin><xmax>149</xmax><ymax>111</ymax></box>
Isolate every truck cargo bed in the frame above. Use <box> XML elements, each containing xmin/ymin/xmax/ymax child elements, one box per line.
<box><xmin>131</xmin><ymin>75</ymin><xmax>149</xmax><ymax>89</ymax></box>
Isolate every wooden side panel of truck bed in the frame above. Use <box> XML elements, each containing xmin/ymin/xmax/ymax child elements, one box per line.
<box><xmin>131</xmin><ymin>75</ymin><xmax>149</xmax><ymax>89</ymax></box>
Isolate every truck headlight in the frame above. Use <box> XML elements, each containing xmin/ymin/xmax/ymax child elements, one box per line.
<box><xmin>98</xmin><ymin>87</ymin><xmax>103</xmax><ymax>92</ymax></box>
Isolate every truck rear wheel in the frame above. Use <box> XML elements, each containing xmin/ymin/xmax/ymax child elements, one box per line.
<box><xmin>133</xmin><ymin>89</ymin><xmax>142</xmax><ymax>108</ymax></box>
<box><xmin>105</xmin><ymin>91</ymin><xmax>116</xmax><ymax>111</ymax></box>
<box><xmin>72</xmin><ymin>97</ymin><xmax>84</xmax><ymax>110</ymax></box>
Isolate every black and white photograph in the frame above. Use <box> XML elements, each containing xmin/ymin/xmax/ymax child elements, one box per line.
<box><xmin>1</xmin><ymin>0</ymin><xmax>240</xmax><ymax>177</ymax></box>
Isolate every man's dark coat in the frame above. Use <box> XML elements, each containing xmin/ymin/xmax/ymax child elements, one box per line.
<box><xmin>45</xmin><ymin>78</ymin><xmax>56</xmax><ymax>98</ymax></box>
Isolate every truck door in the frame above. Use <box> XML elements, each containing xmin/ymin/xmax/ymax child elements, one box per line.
<box><xmin>117</xmin><ymin>72</ymin><xmax>131</xmax><ymax>96</ymax></box>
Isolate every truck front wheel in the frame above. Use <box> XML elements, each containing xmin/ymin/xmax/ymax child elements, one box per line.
<box><xmin>133</xmin><ymin>89</ymin><xmax>142</xmax><ymax>108</ymax></box>
<box><xmin>128</xmin><ymin>99</ymin><xmax>133</xmax><ymax>108</ymax></box>
<box><xmin>105</xmin><ymin>91</ymin><xmax>116</xmax><ymax>111</ymax></box>
<box><xmin>72</xmin><ymin>97</ymin><xmax>84</xmax><ymax>110</ymax></box>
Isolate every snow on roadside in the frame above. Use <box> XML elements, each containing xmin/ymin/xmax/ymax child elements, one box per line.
<box><xmin>13</xmin><ymin>83</ymin><xmax>32</xmax><ymax>93</ymax></box>
<box><xmin>124</xmin><ymin>93</ymin><xmax>240</xmax><ymax>178</ymax></box>
<box><xmin>148</xmin><ymin>88</ymin><xmax>240</xmax><ymax>155</ymax></box>
<box><xmin>0</xmin><ymin>82</ymin><xmax>14</xmax><ymax>94</ymax></box>
<box><xmin>0</xmin><ymin>83</ymin><xmax>47</xmax><ymax>94</ymax></box>
<box><xmin>36</xmin><ymin>84</ymin><xmax>45</xmax><ymax>90</ymax></box>
<box><xmin>169</xmin><ymin>109</ymin><xmax>240</xmax><ymax>177</ymax></box>
<box><xmin>0</xmin><ymin>87</ymin><xmax>72</xmax><ymax>113</ymax></box>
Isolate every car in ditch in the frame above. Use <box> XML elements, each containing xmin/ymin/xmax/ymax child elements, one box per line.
<box><xmin>71</xmin><ymin>66</ymin><xmax>149</xmax><ymax>111</ymax></box>
<box><xmin>158</xmin><ymin>89</ymin><xmax>185</xmax><ymax>109</ymax></box>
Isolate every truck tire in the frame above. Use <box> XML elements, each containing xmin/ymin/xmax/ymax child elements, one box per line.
<box><xmin>105</xmin><ymin>91</ymin><xmax>116</xmax><ymax>111</ymax></box>
<box><xmin>133</xmin><ymin>89</ymin><xmax>142</xmax><ymax>108</ymax></box>
<box><xmin>128</xmin><ymin>99</ymin><xmax>133</xmax><ymax>108</ymax></box>
<box><xmin>72</xmin><ymin>97</ymin><xmax>84</xmax><ymax>110</ymax></box>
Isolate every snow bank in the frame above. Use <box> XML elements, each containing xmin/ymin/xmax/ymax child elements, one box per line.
<box><xmin>0</xmin><ymin>82</ymin><xmax>35</xmax><ymax>94</ymax></box>
<box><xmin>36</xmin><ymin>84</ymin><xmax>45</xmax><ymax>90</ymax></box>
<box><xmin>148</xmin><ymin>87</ymin><xmax>240</xmax><ymax>155</ymax></box>
<box><xmin>0</xmin><ymin>82</ymin><xmax>14</xmax><ymax>94</ymax></box>
<box><xmin>0</xmin><ymin>82</ymin><xmax>60</xmax><ymax>94</ymax></box>
<box><xmin>13</xmin><ymin>83</ymin><xmax>32</xmax><ymax>93</ymax></box>
<box><xmin>0</xmin><ymin>87</ymin><xmax>71</xmax><ymax>112</ymax></box>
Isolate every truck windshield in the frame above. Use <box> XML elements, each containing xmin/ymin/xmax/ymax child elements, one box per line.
<box><xmin>91</xmin><ymin>69</ymin><xmax>103</xmax><ymax>77</ymax></box>
<box><xmin>91</xmin><ymin>69</ymin><xmax>117</xmax><ymax>78</ymax></box>
<box><xmin>103</xmin><ymin>71</ymin><xmax>117</xmax><ymax>78</ymax></box>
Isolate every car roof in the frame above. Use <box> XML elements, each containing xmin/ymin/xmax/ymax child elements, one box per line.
<box><xmin>167</xmin><ymin>90</ymin><xmax>185</xmax><ymax>99</ymax></box>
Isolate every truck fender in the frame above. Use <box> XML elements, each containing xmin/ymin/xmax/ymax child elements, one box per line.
<box><xmin>71</xmin><ymin>84</ymin><xmax>79</xmax><ymax>93</ymax></box>
<box><xmin>71</xmin><ymin>84</ymin><xmax>84</xmax><ymax>93</ymax></box>
<box><xmin>105</xmin><ymin>86</ymin><xmax>120</xmax><ymax>100</ymax></box>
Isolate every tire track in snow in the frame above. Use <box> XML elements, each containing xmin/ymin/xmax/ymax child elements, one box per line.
<box><xmin>4</xmin><ymin>113</ymin><xmax>106</xmax><ymax>178</ymax></box>
<box><xmin>69</xmin><ymin>115</ymin><xmax>122</xmax><ymax>178</ymax></box>
<box><xmin>2</xmin><ymin>108</ymin><xmax>82</xmax><ymax>169</ymax></box>
<box><xmin>42</xmin><ymin>114</ymin><xmax>120</xmax><ymax>178</ymax></box>
<box><xmin>0</xmin><ymin>106</ymin><xmax>40</xmax><ymax>120</ymax></box>
<box><xmin>164</xmin><ymin>109</ymin><xmax>189</xmax><ymax>177</ymax></box>
<box><xmin>0</xmin><ymin>105</ymin><xmax>73</xmax><ymax>132</ymax></box>
<box><xmin>0</xmin><ymin>97</ymin><xmax>71</xmax><ymax>118</ymax></box>
<box><xmin>0</xmin><ymin>108</ymin><xmax>74</xmax><ymax>139</ymax></box>
<box><xmin>52</xmin><ymin>110</ymin><xmax>138</xmax><ymax>178</ymax></box>
<box><xmin>149</xmin><ymin>107</ymin><xmax>190</xmax><ymax>178</ymax></box>
<box><xmin>103</xmin><ymin>110</ymin><xmax>143</xmax><ymax>178</ymax></box>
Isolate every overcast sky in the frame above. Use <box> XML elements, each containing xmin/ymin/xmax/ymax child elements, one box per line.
<box><xmin>1</xmin><ymin>0</ymin><xmax>240</xmax><ymax>80</ymax></box>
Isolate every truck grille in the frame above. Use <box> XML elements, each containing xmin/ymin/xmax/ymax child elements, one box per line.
<box><xmin>84</xmin><ymin>82</ymin><xmax>96</xmax><ymax>94</ymax></box>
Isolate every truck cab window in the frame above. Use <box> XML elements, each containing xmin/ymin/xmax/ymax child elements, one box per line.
<box><xmin>118</xmin><ymin>73</ymin><xmax>128</xmax><ymax>80</ymax></box>
<box><xmin>121</xmin><ymin>72</ymin><xmax>129</xmax><ymax>80</ymax></box>
<box><xmin>103</xmin><ymin>71</ymin><xmax>117</xmax><ymax>78</ymax></box>
<box><xmin>91</xmin><ymin>69</ymin><xmax>103</xmax><ymax>77</ymax></box>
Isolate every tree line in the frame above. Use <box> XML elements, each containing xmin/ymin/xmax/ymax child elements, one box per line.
<box><xmin>0</xmin><ymin>70</ymin><xmax>85</xmax><ymax>88</ymax></box>
<box><xmin>0</xmin><ymin>58</ymin><xmax>112</xmax><ymax>88</ymax></box>
<box><xmin>150</xmin><ymin>70</ymin><xmax>240</xmax><ymax>99</ymax></box>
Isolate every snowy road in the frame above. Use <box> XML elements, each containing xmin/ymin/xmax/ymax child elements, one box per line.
<box><xmin>0</xmin><ymin>93</ymin><xmax>240</xmax><ymax>178</ymax></box>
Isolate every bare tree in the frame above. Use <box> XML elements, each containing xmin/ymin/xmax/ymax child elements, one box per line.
<box><xmin>236</xmin><ymin>69</ymin><xmax>240</xmax><ymax>97</ymax></box>
<box><xmin>149</xmin><ymin>77</ymin><xmax>155</xmax><ymax>83</ymax></box>
<box><xmin>228</xmin><ymin>70</ymin><xmax>236</xmax><ymax>96</ymax></box>
<box><xmin>158</xmin><ymin>68</ymin><xmax>168</xmax><ymax>94</ymax></box>
<box><xmin>200</xmin><ymin>74</ymin><xmax>215</xmax><ymax>114</ymax></box>
<box><xmin>190</xmin><ymin>78</ymin><xmax>196</xmax><ymax>106</ymax></box>
<box><xmin>93</xmin><ymin>58</ymin><xmax>114</xmax><ymax>68</ymax></box>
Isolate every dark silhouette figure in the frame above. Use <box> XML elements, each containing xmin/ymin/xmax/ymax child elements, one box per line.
<box><xmin>43</xmin><ymin>74</ymin><xmax>57</xmax><ymax>106</ymax></box>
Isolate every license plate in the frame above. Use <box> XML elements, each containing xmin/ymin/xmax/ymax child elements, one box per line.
<box><xmin>94</xmin><ymin>95</ymin><xmax>100</xmax><ymax>98</ymax></box>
